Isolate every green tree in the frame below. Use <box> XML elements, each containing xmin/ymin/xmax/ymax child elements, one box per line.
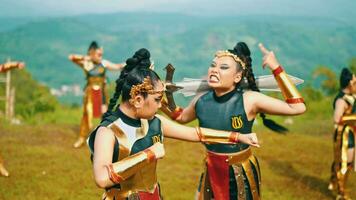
<box><xmin>0</xmin><ymin>69</ymin><xmax>58</xmax><ymax>119</ymax></box>
<box><xmin>349</xmin><ymin>58</ymin><xmax>356</xmax><ymax>74</ymax></box>
<box><xmin>301</xmin><ymin>84</ymin><xmax>323</xmax><ymax>101</ymax></box>
<box><xmin>313</xmin><ymin>66</ymin><xmax>338</xmax><ymax>96</ymax></box>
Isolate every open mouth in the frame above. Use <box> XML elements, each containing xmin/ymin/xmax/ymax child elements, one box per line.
<box><xmin>209</xmin><ymin>74</ymin><xmax>219</xmax><ymax>83</ymax></box>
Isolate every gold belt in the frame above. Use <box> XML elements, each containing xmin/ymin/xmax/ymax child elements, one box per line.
<box><xmin>88</xmin><ymin>77</ymin><xmax>105</xmax><ymax>85</ymax></box>
<box><xmin>207</xmin><ymin>147</ymin><xmax>252</xmax><ymax>165</ymax></box>
<box><xmin>227</xmin><ymin>148</ymin><xmax>252</xmax><ymax>165</ymax></box>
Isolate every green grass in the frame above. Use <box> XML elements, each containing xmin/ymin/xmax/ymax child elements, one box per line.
<box><xmin>0</xmin><ymin>101</ymin><xmax>355</xmax><ymax>199</ymax></box>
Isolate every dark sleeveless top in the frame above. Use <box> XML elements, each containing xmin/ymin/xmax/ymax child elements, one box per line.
<box><xmin>88</xmin><ymin>108</ymin><xmax>163</xmax><ymax>162</ymax></box>
<box><xmin>195</xmin><ymin>89</ymin><xmax>254</xmax><ymax>153</ymax></box>
<box><xmin>86</xmin><ymin>62</ymin><xmax>106</xmax><ymax>79</ymax></box>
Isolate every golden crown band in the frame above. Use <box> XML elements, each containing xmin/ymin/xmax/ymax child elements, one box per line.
<box><xmin>129</xmin><ymin>77</ymin><xmax>164</xmax><ymax>104</ymax></box>
<box><xmin>215</xmin><ymin>50</ymin><xmax>246</xmax><ymax>70</ymax></box>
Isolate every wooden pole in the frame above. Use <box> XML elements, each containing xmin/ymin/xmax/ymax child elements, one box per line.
<box><xmin>9</xmin><ymin>87</ymin><xmax>15</xmax><ymax>120</ymax></box>
<box><xmin>5</xmin><ymin>70</ymin><xmax>11</xmax><ymax>120</ymax></box>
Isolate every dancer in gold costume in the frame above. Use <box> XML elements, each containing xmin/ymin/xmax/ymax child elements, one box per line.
<box><xmin>161</xmin><ymin>42</ymin><xmax>306</xmax><ymax>200</ymax></box>
<box><xmin>328</xmin><ymin>68</ymin><xmax>356</xmax><ymax>200</ymax></box>
<box><xmin>88</xmin><ymin>48</ymin><xmax>259</xmax><ymax>199</ymax></box>
<box><xmin>69</xmin><ymin>41</ymin><xmax>125</xmax><ymax>148</ymax></box>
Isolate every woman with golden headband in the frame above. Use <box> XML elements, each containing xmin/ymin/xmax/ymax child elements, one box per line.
<box><xmin>87</xmin><ymin>48</ymin><xmax>259</xmax><ymax>200</ymax></box>
<box><xmin>328</xmin><ymin>68</ymin><xmax>356</xmax><ymax>200</ymax></box>
<box><xmin>161</xmin><ymin>42</ymin><xmax>306</xmax><ymax>199</ymax></box>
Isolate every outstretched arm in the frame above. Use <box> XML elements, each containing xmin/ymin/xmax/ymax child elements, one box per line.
<box><xmin>102</xmin><ymin>60</ymin><xmax>125</xmax><ymax>71</ymax></box>
<box><xmin>0</xmin><ymin>61</ymin><xmax>25</xmax><ymax>72</ymax></box>
<box><xmin>93</xmin><ymin>126</ymin><xmax>164</xmax><ymax>188</ymax></box>
<box><xmin>157</xmin><ymin>114</ymin><xmax>259</xmax><ymax>147</ymax></box>
<box><xmin>160</xmin><ymin>93</ymin><xmax>203</xmax><ymax>124</ymax></box>
<box><xmin>68</xmin><ymin>54</ymin><xmax>86</xmax><ymax>67</ymax></box>
<box><xmin>246</xmin><ymin>43</ymin><xmax>306</xmax><ymax>117</ymax></box>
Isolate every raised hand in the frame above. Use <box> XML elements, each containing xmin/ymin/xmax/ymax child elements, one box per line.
<box><xmin>18</xmin><ymin>62</ymin><xmax>25</xmax><ymax>69</ymax></box>
<box><xmin>258</xmin><ymin>43</ymin><xmax>280</xmax><ymax>71</ymax></box>
<box><xmin>149</xmin><ymin>142</ymin><xmax>165</xmax><ymax>159</ymax></box>
<box><xmin>238</xmin><ymin>133</ymin><xmax>260</xmax><ymax>148</ymax></box>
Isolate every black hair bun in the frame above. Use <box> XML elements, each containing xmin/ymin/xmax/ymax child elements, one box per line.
<box><xmin>133</xmin><ymin>48</ymin><xmax>150</xmax><ymax>61</ymax></box>
<box><xmin>233</xmin><ymin>42</ymin><xmax>251</xmax><ymax>57</ymax></box>
<box><xmin>340</xmin><ymin>67</ymin><xmax>353</xmax><ymax>89</ymax></box>
<box><xmin>88</xmin><ymin>41</ymin><xmax>99</xmax><ymax>52</ymax></box>
<box><xmin>124</xmin><ymin>48</ymin><xmax>152</xmax><ymax>73</ymax></box>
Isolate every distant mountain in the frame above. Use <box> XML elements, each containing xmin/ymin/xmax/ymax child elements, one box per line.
<box><xmin>0</xmin><ymin>13</ymin><xmax>355</xmax><ymax>103</ymax></box>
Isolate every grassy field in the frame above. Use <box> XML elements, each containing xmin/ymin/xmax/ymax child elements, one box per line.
<box><xmin>0</xmin><ymin>104</ymin><xmax>355</xmax><ymax>200</ymax></box>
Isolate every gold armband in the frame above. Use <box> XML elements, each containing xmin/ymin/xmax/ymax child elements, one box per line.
<box><xmin>160</xmin><ymin>98</ymin><xmax>183</xmax><ymax>120</ymax></box>
<box><xmin>340</xmin><ymin>114</ymin><xmax>356</xmax><ymax>125</ymax></box>
<box><xmin>106</xmin><ymin>149</ymin><xmax>156</xmax><ymax>184</ymax></box>
<box><xmin>273</xmin><ymin>66</ymin><xmax>304</xmax><ymax>104</ymax></box>
<box><xmin>195</xmin><ymin>127</ymin><xmax>239</xmax><ymax>144</ymax></box>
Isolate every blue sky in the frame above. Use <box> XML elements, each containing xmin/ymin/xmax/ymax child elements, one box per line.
<box><xmin>0</xmin><ymin>0</ymin><xmax>355</xmax><ymax>20</ymax></box>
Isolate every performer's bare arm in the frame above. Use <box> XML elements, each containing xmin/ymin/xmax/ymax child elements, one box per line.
<box><xmin>68</xmin><ymin>54</ymin><xmax>86</xmax><ymax>67</ymax></box>
<box><xmin>157</xmin><ymin>114</ymin><xmax>259</xmax><ymax>147</ymax></box>
<box><xmin>93</xmin><ymin>126</ymin><xmax>164</xmax><ymax>188</ymax></box>
<box><xmin>244</xmin><ymin>91</ymin><xmax>306</xmax><ymax>120</ymax></box>
<box><xmin>161</xmin><ymin>92</ymin><xmax>204</xmax><ymax>124</ymax></box>
<box><xmin>0</xmin><ymin>61</ymin><xmax>25</xmax><ymax>72</ymax></box>
<box><xmin>102</xmin><ymin>60</ymin><xmax>125</xmax><ymax>71</ymax></box>
<box><xmin>174</xmin><ymin>94</ymin><xmax>202</xmax><ymax>123</ymax></box>
<box><xmin>244</xmin><ymin>44</ymin><xmax>306</xmax><ymax>120</ymax></box>
<box><xmin>334</xmin><ymin>99</ymin><xmax>348</xmax><ymax>124</ymax></box>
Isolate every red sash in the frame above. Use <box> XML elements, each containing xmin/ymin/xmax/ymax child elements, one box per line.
<box><xmin>206</xmin><ymin>151</ymin><xmax>230</xmax><ymax>200</ymax></box>
<box><xmin>138</xmin><ymin>185</ymin><xmax>160</xmax><ymax>200</ymax></box>
<box><xmin>91</xmin><ymin>87</ymin><xmax>102</xmax><ymax>118</ymax></box>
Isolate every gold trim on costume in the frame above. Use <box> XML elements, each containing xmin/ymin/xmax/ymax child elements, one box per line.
<box><xmin>109</xmin><ymin>124</ymin><xmax>130</xmax><ymax>161</ymax></box>
<box><xmin>340</xmin><ymin>114</ymin><xmax>356</xmax><ymax>125</ymax></box>
<box><xmin>275</xmin><ymin>71</ymin><xmax>302</xmax><ymax>99</ymax></box>
<box><xmin>137</xmin><ymin>119</ymin><xmax>149</xmax><ymax>140</ymax></box>
<box><xmin>242</xmin><ymin>160</ymin><xmax>260</xmax><ymax>199</ymax></box>
<box><xmin>103</xmin><ymin>120</ymin><xmax>159</xmax><ymax>198</ymax></box>
<box><xmin>232</xmin><ymin>164</ymin><xmax>246</xmax><ymax>200</ymax></box>
<box><xmin>198</xmin><ymin>168</ymin><xmax>213</xmax><ymax>200</ymax></box>
<box><xmin>274</xmin><ymin>69</ymin><xmax>303</xmax><ymax>102</ymax></box>
<box><xmin>215</xmin><ymin>50</ymin><xmax>246</xmax><ymax>70</ymax></box>
<box><xmin>250</xmin><ymin>155</ymin><xmax>262</xmax><ymax>187</ymax></box>
<box><xmin>111</xmin><ymin>151</ymin><xmax>152</xmax><ymax>181</ymax></box>
<box><xmin>202</xmin><ymin>148</ymin><xmax>261</xmax><ymax>200</ymax></box>
<box><xmin>196</xmin><ymin>127</ymin><xmax>237</xmax><ymax>144</ymax></box>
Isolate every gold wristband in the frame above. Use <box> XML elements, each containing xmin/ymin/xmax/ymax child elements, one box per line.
<box><xmin>229</xmin><ymin>132</ymin><xmax>240</xmax><ymax>143</ymax></box>
<box><xmin>144</xmin><ymin>149</ymin><xmax>156</xmax><ymax>163</ymax></box>
<box><xmin>196</xmin><ymin>127</ymin><xmax>238</xmax><ymax>144</ymax></box>
<box><xmin>273</xmin><ymin>66</ymin><xmax>304</xmax><ymax>104</ymax></box>
<box><xmin>111</xmin><ymin>151</ymin><xmax>152</xmax><ymax>181</ymax></box>
<box><xmin>105</xmin><ymin>164</ymin><xmax>123</xmax><ymax>184</ymax></box>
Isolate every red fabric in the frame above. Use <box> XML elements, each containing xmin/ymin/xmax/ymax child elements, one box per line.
<box><xmin>229</xmin><ymin>132</ymin><xmax>238</xmax><ymax>143</ymax></box>
<box><xmin>272</xmin><ymin>65</ymin><xmax>284</xmax><ymax>76</ymax></box>
<box><xmin>171</xmin><ymin>107</ymin><xmax>183</xmax><ymax>120</ymax></box>
<box><xmin>206</xmin><ymin>152</ymin><xmax>230</xmax><ymax>200</ymax></box>
<box><xmin>286</xmin><ymin>98</ymin><xmax>304</xmax><ymax>104</ymax></box>
<box><xmin>138</xmin><ymin>186</ymin><xmax>160</xmax><ymax>200</ymax></box>
<box><xmin>144</xmin><ymin>149</ymin><xmax>157</xmax><ymax>162</ymax></box>
<box><xmin>91</xmin><ymin>88</ymin><xmax>103</xmax><ymax>118</ymax></box>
